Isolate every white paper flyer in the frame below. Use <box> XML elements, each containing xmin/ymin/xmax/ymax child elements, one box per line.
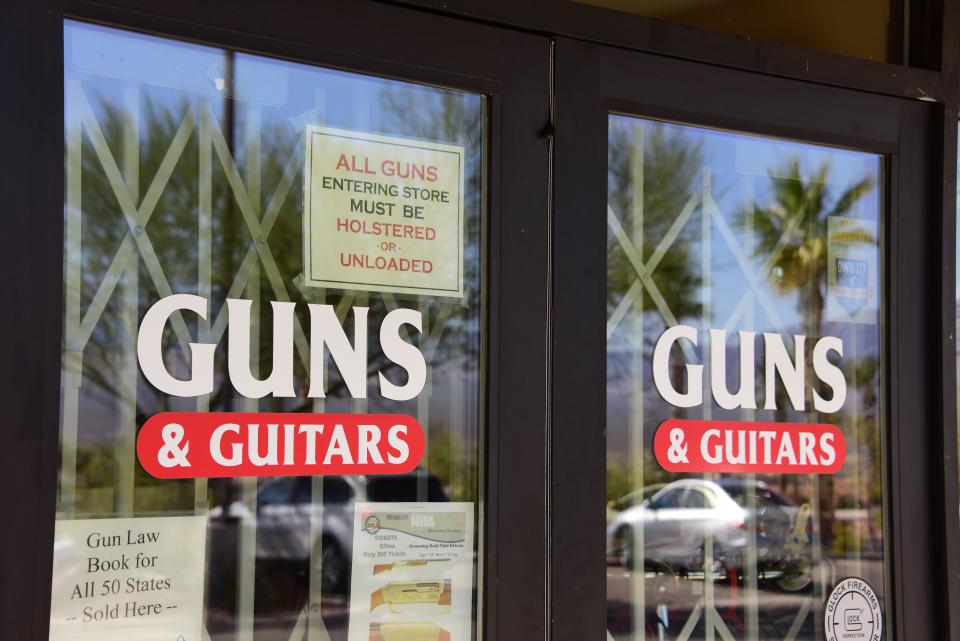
<box><xmin>346</xmin><ymin>502</ymin><xmax>474</xmax><ymax>641</ymax></box>
<box><xmin>48</xmin><ymin>515</ymin><xmax>207</xmax><ymax>641</ymax></box>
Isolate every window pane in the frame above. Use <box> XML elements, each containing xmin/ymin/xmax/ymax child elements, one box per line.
<box><xmin>53</xmin><ymin>20</ymin><xmax>484</xmax><ymax>641</ymax></box>
<box><xmin>606</xmin><ymin>115</ymin><xmax>886</xmax><ymax>640</ymax></box>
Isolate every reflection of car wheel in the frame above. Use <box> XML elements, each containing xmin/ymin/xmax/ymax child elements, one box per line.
<box><xmin>776</xmin><ymin>558</ymin><xmax>813</xmax><ymax>592</ymax></box>
<box><xmin>315</xmin><ymin>538</ymin><xmax>347</xmax><ymax>594</ymax></box>
<box><xmin>614</xmin><ymin>527</ymin><xmax>635</xmax><ymax>569</ymax></box>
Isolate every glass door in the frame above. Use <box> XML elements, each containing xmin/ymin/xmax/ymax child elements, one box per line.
<box><xmin>59</xmin><ymin>20</ymin><xmax>486</xmax><ymax>641</ymax></box>
<box><xmin>553</xmin><ymin>36</ymin><xmax>944</xmax><ymax>641</ymax></box>
<box><xmin>23</xmin><ymin>5</ymin><xmax>550</xmax><ymax>641</ymax></box>
<box><xmin>604</xmin><ymin>115</ymin><xmax>884</xmax><ymax>641</ymax></box>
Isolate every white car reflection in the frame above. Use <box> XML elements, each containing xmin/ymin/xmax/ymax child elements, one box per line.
<box><xmin>607</xmin><ymin>479</ymin><xmax>809</xmax><ymax>586</ymax></box>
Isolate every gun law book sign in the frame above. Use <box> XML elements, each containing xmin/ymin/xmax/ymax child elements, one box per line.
<box><xmin>347</xmin><ymin>502</ymin><xmax>474</xmax><ymax>641</ymax></box>
<box><xmin>48</xmin><ymin>515</ymin><xmax>206</xmax><ymax>641</ymax></box>
<box><xmin>303</xmin><ymin>125</ymin><xmax>465</xmax><ymax>298</ymax></box>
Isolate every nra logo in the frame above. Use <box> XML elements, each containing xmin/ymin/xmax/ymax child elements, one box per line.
<box><xmin>410</xmin><ymin>515</ymin><xmax>436</xmax><ymax>528</ymax></box>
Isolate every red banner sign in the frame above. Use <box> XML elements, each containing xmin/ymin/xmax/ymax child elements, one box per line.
<box><xmin>137</xmin><ymin>412</ymin><xmax>424</xmax><ymax>479</ymax></box>
<box><xmin>653</xmin><ymin>418</ymin><xmax>845</xmax><ymax>474</ymax></box>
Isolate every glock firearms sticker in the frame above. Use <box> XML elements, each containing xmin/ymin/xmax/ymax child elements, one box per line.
<box><xmin>824</xmin><ymin>577</ymin><xmax>882</xmax><ymax>641</ymax></box>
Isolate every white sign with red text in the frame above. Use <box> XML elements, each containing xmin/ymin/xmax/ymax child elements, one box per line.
<box><xmin>303</xmin><ymin>125</ymin><xmax>465</xmax><ymax>298</ymax></box>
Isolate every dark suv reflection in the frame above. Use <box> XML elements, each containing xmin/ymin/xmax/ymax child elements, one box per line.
<box><xmin>209</xmin><ymin>472</ymin><xmax>448</xmax><ymax>596</ymax></box>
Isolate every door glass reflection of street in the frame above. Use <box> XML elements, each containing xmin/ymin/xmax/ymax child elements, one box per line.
<box><xmin>57</xmin><ymin>21</ymin><xmax>484</xmax><ymax>641</ymax></box>
<box><xmin>605</xmin><ymin>115</ymin><xmax>885</xmax><ymax>640</ymax></box>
